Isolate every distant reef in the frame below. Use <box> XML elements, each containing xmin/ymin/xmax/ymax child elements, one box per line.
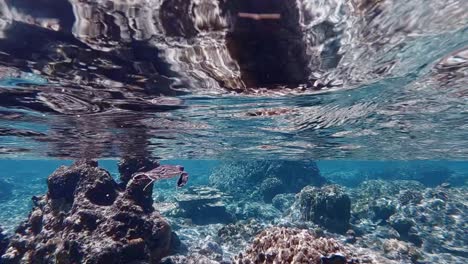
<box><xmin>209</xmin><ymin>160</ymin><xmax>326</xmax><ymax>202</ymax></box>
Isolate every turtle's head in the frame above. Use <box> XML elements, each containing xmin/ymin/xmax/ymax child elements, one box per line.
<box><xmin>177</xmin><ymin>172</ymin><xmax>189</xmax><ymax>187</ymax></box>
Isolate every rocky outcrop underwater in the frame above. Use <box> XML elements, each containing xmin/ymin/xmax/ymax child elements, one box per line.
<box><xmin>0</xmin><ymin>159</ymin><xmax>186</xmax><ymax>263</ymax></box>
<box><xmin>0</xmin><ymin>226</ymin><xmax>8</xmax><ymax>257</ymax></box>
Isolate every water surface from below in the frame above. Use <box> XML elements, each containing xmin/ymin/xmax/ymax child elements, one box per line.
<box><xmin>0</xmin><ymin>0</ymin><xmax>466</xmax><ymax>159</ymax></box>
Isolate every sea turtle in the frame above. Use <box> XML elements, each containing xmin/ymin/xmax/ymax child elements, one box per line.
<box><xmin>133</xmin><ymin>165</ymin><xmax>189</xmax><ymax>190</ymax></box>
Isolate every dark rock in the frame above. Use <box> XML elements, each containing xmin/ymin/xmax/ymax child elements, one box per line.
<box><xmin>369</xmin><ymin>198</ymin><xmax>396</xmax><ymax>221</ymax></box>
<box><xmin>118</xmin><ymin>157</ymin><xmax>160</xmax><ymax>185</ymax></box>
<box><xmin>174</xmin><ymin>186</ymin><xmax>234</xmax><ymax>225</ymax></box>
<box><xmin>124</xmin><ymin>173</ymin><xmax>155</xmax><ymax>212</ymax></box>
<box><xmin>399</xmin><ymin>190</ymin><xmax>423</xmax><ymax>206</ymax></box>
<box><xmin>1</xmin><ymin>160</ymin><xmax>176</xmax><ymax>263</ymax></box>
<box><xmin>389</xmin><ymin>216</ymin><xmax>415</xmax><ymax>236</ymax></box>
<box><xmin>259</xmin><ymin>177</ymin><xmax>283</xmax><ymax>202</ymax></box>
<box><xmin>297</xmin><ymin>185</ymin><xmax>351</xmax><ymax>233</ymax></box>
<box><xmin>209</xmin><ymin>160</ymin><xmax>325</xmax><ymax>201</ymax></box>
<box><xmin>388</xmin><ymin>216</ymin><xmax>422</xmax><ymax>246</ymax></box>
<box><xmin>321</xmin><ymin>253</ymin><xmax>347</xmax><ymax>264</ymax></box>
<box><xmin>272</xmin><ymin>193</ymin><xmax>295</xmax><ymax>212</ymax></box>
<box><xmin>0</xmin><ymin>227</ymin><xmax>8</xmax><ymax>256</ymax></box>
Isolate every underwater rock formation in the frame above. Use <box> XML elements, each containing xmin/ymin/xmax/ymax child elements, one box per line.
<box><xmin>0</xmin><ymin>226</ymin><xmax>8</xmax><ymax>257</ymax></box>
<box><xmin>1</xmin><ymin>160</ymin><xmax>183</xmax><ymax>263</ymax></box>
<box><xmin>272</xmin><ymin>193</ymin><xmax>295</xmax><ymax>213</ymax></box>
<box><xmin>352</xmin><ymin>181</ymin><xmax>468</xmax><ymax>263</ymax></box>
<box><xmin>351</xmin><ymin>180</ymin><xmax>424</xmax><ymax>220</ymax></box>
<box><xmin>234</xmin><ymin>227</ymin><xmax>363</xmax><ymax>264</ymax></box>
<box><xmin>382</xmin><ymin>239</ymin><xmax>421</xmax><ymax>263</ymax></box>
<box><xmin>209</xmin><ymin>160</ymin><xmax>324</xmax><ymax>202</ymax></box>
<box><xmin>217</xmin><ymin>220</ymin><xmax>268</xmax><ymax>250</ymax></box>
<box><xmin>259</xmin><ymin>177</ymin><xmax>284</xmax><ymax>202</ymax></box>
<box><xmin>227</xmin><ymin>201</ymin><xmax>280</xmax><ymax>221</ymax></box>
<box><xmin>172</xmin><ymin>186</ymin><xmax>234</xmax><ymax>225</ymax></box>
<box><xmin>296</xmin><ymin>185</ymin><xmax>351</xmax><ymax>233</ymax></box>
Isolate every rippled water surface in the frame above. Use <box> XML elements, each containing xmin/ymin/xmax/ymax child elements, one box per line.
<box><xmin>0</xmin><ymin>0</ymin><xmax>467</xmax><ymax>159</ymax></box>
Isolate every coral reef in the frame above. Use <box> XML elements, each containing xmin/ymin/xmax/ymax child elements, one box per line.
<box><xmin>351</xmin><ymin>180</ymin><xmax>424</xmax><ymax>220</ymax></box>
<box><xmin>171</xmin><ymin>186</ymin><xmax>234</xmax><ymax>225</ymax></box>
<box><xmin>323</xmin><ymin>163</ymin><xmax>455</xmax><ymax>188</ymax></box>
<box><xmin>160</xmin><ymin>218</ymin><xmax>270</xmax><ymax>263</ymax></box>
<box><xmin>296</xmin><ymin>185</ymin><xmax>351</xmax><ymax>233</ymax></box>
<box><xmin>209</xmin><ymin>160</ymin><xmax>325</xmax><ymax>202</ymax></box>
<box><xmin>1</xmin><ymin>160</ymin><xmax>186</xmax><ymax>263</ymax></box>
<box><xmin>352</xmin><ymin>181</ymin><xmax>468</xmax><ymax>263</ymax></box>
<box><xmin>217</xmin><ymin>220</ymin><xmax>267</xmax><ymax>250</ymax></box>
<box><xmin>234</xmin><ymin>227</ymin><xmax>363</xmax><ymax>264</ymax></box>
<box><xmin>272</xmin><ymin>193</ymin><xmax>295</xmax><ymax>213</ymax></box>
<box><xmin>382</xmin><ymin>239</ymin><xmax>421</xmax><ymax>262</ymax></box>
<box><xmin>259</xmin><ymin>178</ymin><xmax>284</xmax><ymax>202</ymax></box>
<box><xmin>227</xmin><ymin>202</ymin><xmax>280</xmax><ymax>221</ymax></box>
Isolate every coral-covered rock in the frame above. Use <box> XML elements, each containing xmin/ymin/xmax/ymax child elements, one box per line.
<box><xmin>398</xmin><ymin>190</ymin><xmax>423</xmax><ymax>206</ymax></box>
<box><xmin>272</xmin><ymin>193</ymin><xmax>295</xmax><ymax>212</ymax></box>
<box><xmin>351</xmin><ymin>180</ymin><xmax>424</xmax><ymax>221</ymax></box>
<box><xmin>297</xmin><ymin>185</ymin><xmax>351</xmax><ymax>233</ymax></box>
<box><xmin>172</xmin><ymin>186</ymin><xmax>234</xmax><ymax>225</ymax></box>
<box><xmin>383</xmin><ymin>239</ymin><xmax>422</xmax><ymax>263</ymax></box>
<box><xmin>1</xmin><ymin>160</ymin><xmax>182</xmax><ymax>263</ymax></box>
<box><xmin>217</xmin><ymin>220</ymin><xmax>267</xmax><ymax>250</ymax></box>
<box><xmin>259</xmin><ymin>177</ymin><xmax>283</xmax><ymax>202</ymax></box>
<box><xmin>234</xmin><ymin>227</ymin><xmax>364</xmax><ymax>264</ymax></box>
<box><xmin>351</xmin><ymin>181</ymin><xmax>468</xmax><ymax>263</ymax></box>
<box><xmin>209</xmin><ymin>160</ymin><xmax>325</xmax><ymax>201</ymax></box>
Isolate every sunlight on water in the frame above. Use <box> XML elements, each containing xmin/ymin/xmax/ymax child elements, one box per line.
<box><xmin>0</xmin><ymin>0</ymin><xmax>465</xmax><ymax>159</ymax></box>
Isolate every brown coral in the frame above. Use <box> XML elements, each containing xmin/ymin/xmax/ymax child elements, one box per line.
<box><xmin>234</xmin><ymin>227</ymin><xmax>365</xmax><ymax>264</ymax></box>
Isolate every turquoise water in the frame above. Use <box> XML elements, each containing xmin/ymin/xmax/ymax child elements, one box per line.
<box><xmin>2</xmin><ymin>160</ymin><xmax>466</xmax><ymax>232</ymax></box>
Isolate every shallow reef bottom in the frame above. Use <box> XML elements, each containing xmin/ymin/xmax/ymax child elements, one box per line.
<box><xmin>0</xmin><ymin>159</ymin><xmax>466</xmax><ymax>264</ymax></box>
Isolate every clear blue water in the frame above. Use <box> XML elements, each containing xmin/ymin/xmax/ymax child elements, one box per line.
<box><xmin>0</xmin><ymin>0</ymin><xmax>467</xmax><ymax>263</ymax></box>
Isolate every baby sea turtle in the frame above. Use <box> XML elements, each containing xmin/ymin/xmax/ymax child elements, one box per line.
<box><xmin>133</xmin><ymin>165</ymin><xmax>189</xmax><ymax>190</ymax></box>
